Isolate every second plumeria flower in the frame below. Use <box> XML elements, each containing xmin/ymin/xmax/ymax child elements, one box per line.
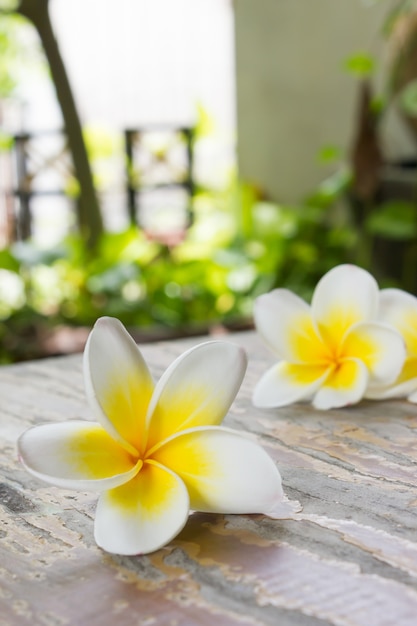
<box><xmin>18</xmin><ymin>317</ymin><xmax>284</xmax><ymax>555</ymax></box>
<box><xmin>253</xmin><ymin>264</ymin><xmax>406</xmax><ymax>410</ymax></box>
<box><xmin>366</xmin><ymin>288</ymin><xmax>417</xmax><ymax>402</ymax></box>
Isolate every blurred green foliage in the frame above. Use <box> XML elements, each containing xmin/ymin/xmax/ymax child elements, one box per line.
<box><xmin>3</xmin><ymin>0</ymin><xmax>417</xmax><ymax>363</ymax></box>
<box><xmin>343</xmin><ymin>52</ymin><xmax>376</xmax><ymax>78</ymax></box>
<box><xmin>0</xmin><ymin>167</ymin><xmax>359</xmax><ymax>363</ymax></box>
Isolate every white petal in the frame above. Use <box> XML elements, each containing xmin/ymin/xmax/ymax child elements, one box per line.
<box><xmin>252</xmin><ymin>361</ymin><xmax>331</xmax><ymax>408</ymax></box>
<box><xmin>254</xmin><ymin>290</ymin><xmax>327</xmax><ymax>362</ymax></box>
<box><xmin>84</xmin><ymin>317</ymin><xmax>154</xmax><ymax>454</ymax></box>
<box><xmin>407</xmin><ymin>389</ymin><xmax>417</xmax><ymax>403</ymax></box>
<box><xmin>379</xmin><ymin>288</ymin><xmax>417</xmax><ymax>356</ymax></box>
<box><xmin>145</xmin><ymin>341</ymin><xmax>247</xmax><ymax>450</ymax></box>
<box><xmin>18</xmin><ymin>422</ymin><xmax>140</xmax><ymax>491</ymax></box>
<box><xmin>152</xmin><ymin>426</ymin><xmax>283</xmax><ymax>516</ymax></box>
<box><xmin>313</xmin><ymin>358</ymin><xmax>368</xmax><ymax>409</ymax></box>
<box><xmin>366</xmin><ymin>380</ymin><xmax>417</xmax><ymax>400</ymax></box>
<box><xmin>342</xmin><ymin>322</ymin><xmax>406</xmax><ymax>384</ymax></box>
<box><xmin>379</xmin><ymin>287</ymin><xmax>417</xmax><ymax>317</ymax></box>
<box><xmin>311</xmin><ymin>265</ymin><xmax>379</xmax><ymax>345</ymax></box>
<box><xmin>366</xmin><ymin>358</ymin><xmax>417</xmax><ymax>400</ymax></box>
<box><xmin>94</xmin><ymin>461</ymin><xmax>189</xmax><ymax>555</ymax></box>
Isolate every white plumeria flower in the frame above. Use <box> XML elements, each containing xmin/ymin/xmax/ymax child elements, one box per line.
<box><xmin>367</xmin><ymin>288</ymin><xmax>417</xmax><ymax>402</ymax></box>
<box><xmin>18</xmin><ymin>317</ymin><xmax>284</xmax><ymax>555</ymax></box>
<box><xmin>253</xmin><ymin>265</ymin><xmax>406</xmax><ymax>410</ymax></box>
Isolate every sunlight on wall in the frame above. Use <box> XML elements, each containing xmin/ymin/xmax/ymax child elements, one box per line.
<box><xmin>48</xmin><ymin>0</ymin><xmax>235</xmax><ymax>131</ymax></box>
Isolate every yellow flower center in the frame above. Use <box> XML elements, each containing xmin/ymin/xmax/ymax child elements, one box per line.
<box><xmin>291</xmin><ymin>312</ymin><xmax>343</xmax><ymax>367</ymax></box>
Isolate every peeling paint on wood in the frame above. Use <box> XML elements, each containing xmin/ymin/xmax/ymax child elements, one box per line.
<box><xmin>1</xmin><ymin>332</ymin><xmax>417</xmax><ymax>625</ymax></box>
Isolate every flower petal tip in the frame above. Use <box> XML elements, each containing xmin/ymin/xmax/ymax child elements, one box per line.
<box><xmin>92</xmin><ymin>316</ymin><xmax>122</xmax><ymax>332</ymax></box>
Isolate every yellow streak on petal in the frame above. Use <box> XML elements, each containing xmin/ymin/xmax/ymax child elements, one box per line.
<box><xmin>394</xmin><ymin>357</ymin><xmax>417</xmax><ymax>386</ymax></box>
<box><xmin>341</xmin><ymin>329</ymin><xmax>379</xmax><ymax>368</ymax></box>
<box><xmin>397</xmin><ymin>311</ymin><xmax>417</xmax><ymax>357</ymax></box>
<box><xmin>100</xmin><ymin>375</ymin><xmax>153</xmax><ymax>451</ymax></box>
<box><xmin>281</xmin><ymin>362</ymin><xmax>330</xmax><ymax>386</ymax></box>
<box><xmin>106</xmin><ymin>462</ymin><xmax>182</xmax><ymax>519</ymax></box>
<box><xmin>146</xmin><ymin>385</ymin><xmax>221</xmax><ymax>450</ymax></box>
<box><xmin>317</xmin><ymin>305</ymin><xmax>361</xmax><ymax>355</ymax></box>
<box><xmin>289</xmin><ymin>314</ymin><xmax>330</xmax><ymax>363</ymax></box>
<box><xmin>66</xmin><ymin>425</ymin><xmax>138</xmax><ymax>480</ymax></box>
<box><xmin>150</xmin><ymin>433</ymin><xmax>222</xmax><ymax>506</ymax></box>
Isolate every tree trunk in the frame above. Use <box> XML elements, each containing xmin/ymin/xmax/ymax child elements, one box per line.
<box><xmin>17</xmin><ymin>0</ymin><xmax>103</xmax><ymax>249</ymax></box>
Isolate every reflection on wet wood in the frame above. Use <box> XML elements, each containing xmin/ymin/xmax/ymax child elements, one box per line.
<box><xmin>1</xmin><ymin>331</ymin><xmax>417</xmax><ymax>625</ymax></box>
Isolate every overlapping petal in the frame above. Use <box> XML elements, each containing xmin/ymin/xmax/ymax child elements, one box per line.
<box><xmin>151</xmin><ymin>427</ymin><xmax>283</xmax><ymax>515</ymax></box>
<box><xmin>342</xmin><ymin>322</ymin><xmax>406</xmax><ymax>384</ymax></box>
<box><xmin>252</xmin><ymin>361</ymin><xmax>330</xmax><ymax>408</ymax></box>
<box><xmin>254</xmin><ymin>290</ymin><xmax>329</xmax><ymax>363</ymax></box>
<box><xmin>379</xmin><ymin>288</ymin><xmax>417</xmax><ymax>360</ymax></box>
<box><xmin>145</xmin><ymin>341</ymin><xmax>247</xmax><ymax>450</ymax></box>
<box><xmin>94</xmin><ymin>461</ymin><xmax>189</xmax><ymax>555</ymax></box>
<box><xmin>84</xmin><ymin>317</ymin><xmax>154</xmax><ymax>455</ymax></box>
<box><xmin>366</xmin><ymin>360</ymin><xmax>417</xmax><ymax>400</ymax></box>
<box><xmin>312</xmin><ymin>265</ymin><xmax>379</xmax><ymax>349</ymax></box>
<box><xmin>313</xmin><ymin>358</ymin><xmax>368</xmax><ymax>410</ymax></box>
<box><xmin>365</xmin><ymin>289</ymin><xmax>417</xmax><ymax>400</ymax></box>
<box><xmin>379</xmin><ymin>289</ymin><xmax>417</xmax><ymax>352</ymax></box>
<box><xmin>18</xmin><ymin>422</ymin><xmax>140</xmax><ymax>490</ymax></box>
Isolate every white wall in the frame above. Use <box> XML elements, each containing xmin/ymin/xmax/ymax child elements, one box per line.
<box><xmin>12</xmin><ymin>0</ymin><xmax>235</xmax><ymax>135</ymax></box>
<box><xmin>49</xmin><ymin>0</ymin><xmax>235</xmax><ymax>131</ymax></box>
<box><xmin>234</xmin><ymin>0</ymin><xmax>414</xmax><ymax>203</ymax></box>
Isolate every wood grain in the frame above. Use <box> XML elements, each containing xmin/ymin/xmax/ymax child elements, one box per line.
<box><xmin>1</xmin><ymin>332</ymin><xmax>417</xmax><ymax>625</ymax></box>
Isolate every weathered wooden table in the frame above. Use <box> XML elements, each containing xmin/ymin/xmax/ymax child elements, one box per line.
<box><xmin>1</xmin><ymin>331</ymin><xmax>417</xmax><ymax>626</ymax></box>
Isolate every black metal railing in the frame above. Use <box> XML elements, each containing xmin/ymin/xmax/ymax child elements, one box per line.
<box><xmin>0</xmin><ymin>125</ymin><xmax>195</xmax><ymax>243</ymax></box>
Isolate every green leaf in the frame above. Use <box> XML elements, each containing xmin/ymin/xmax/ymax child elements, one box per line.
<box><xmin>365</xmin><ymin>201</ymin><xmax>417</xmax><ymax>240</ymax></box>
<box><xmin>252</xmin><ymin>202</ymin><xmax>298</xmax><ymax>239</ymax></box>
<box><xmin>399</xmin><ymin>79</ymin><xmax>417</xmax><ymax>117</ymax></box>
<box><xmin>317</xmin><ymin>145</ymin><xmax>342</xmax><ymax>165</ymax></box>
<box><xmin>370</xmin><ymin>95</ymin><xmax>385</xmax><ymax>115</ymax></box>
<box><xmin>307</xmin><ymin>167</ymin><xmax>352</xmax><ymax>208</ymax></box>
<box><xmin>343</xmin><ymin>53</ymin><xmax>375</xmax><ymax>78</ymax></box>
<box><xmin>0</xmin><ymin>131</ymin><xmax>13</xmax><ymax>152</ymax></box>
<box><xmin>0</xmin><ymin>247</ymin><xmax>20</xmax><ymax>272</ymax></box>
<box><xmin>194</xmin><ymin>103</ymin><xmax>215</xmax><ymax>139</ymax></box>
<box><xmin>83</xmin><ymin>124</ymin><xmax>122</xmax><ymax>160</ymax></box>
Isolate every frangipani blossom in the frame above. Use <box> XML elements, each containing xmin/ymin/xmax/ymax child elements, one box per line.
<box><xmin>253</xmin><ymin>265</ymin><xmax>406</xmax><ymax>410</ymax></box>
<box><xmin>367</xmin><ymin>288</ymin><xmax>417</xmax><ymax>402</ymax></box>
<box><xmin>18</xmin><ymin>317</ymin><xmax>283</xmax><ymax>555</ymax></box>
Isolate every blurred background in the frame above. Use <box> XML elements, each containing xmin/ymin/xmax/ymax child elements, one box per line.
<box><xmin>1</xmin><ymin>0</ymin><xmax>417</xmax><ymax>362</ymax></box>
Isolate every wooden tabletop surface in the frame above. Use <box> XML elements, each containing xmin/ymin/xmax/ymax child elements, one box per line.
<box><xmin>1</xmin><ymin>331</ymin><xmax>417</xmax><ymax>626</ymax></box>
